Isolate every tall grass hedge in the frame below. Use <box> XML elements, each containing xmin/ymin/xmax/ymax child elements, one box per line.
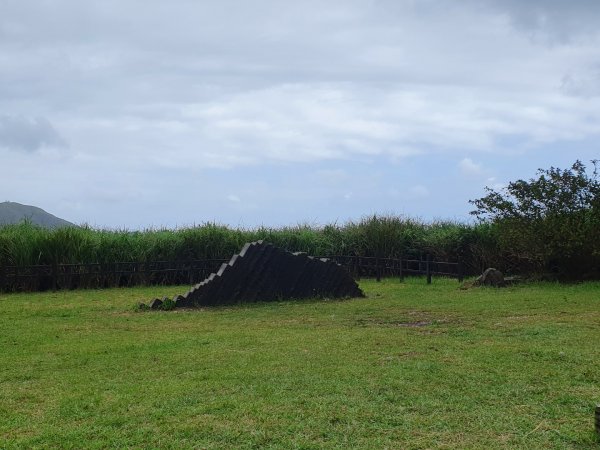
<box><xmin>0</xmin><ymin>216</ymin><xmax>490</xmax><ymax>274</ymax></box>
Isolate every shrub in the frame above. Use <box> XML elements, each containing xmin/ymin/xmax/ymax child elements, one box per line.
<box><xmin>161</xmin><ymin>298</ymin><xmax>176</xmax><ymax>311</ymax></box>
<box><xmin>470</xmin><ymin>160</ymin><xmax>600</xmax><ymax>278</ymax></box>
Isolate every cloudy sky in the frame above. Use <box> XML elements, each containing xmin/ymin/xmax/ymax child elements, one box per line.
<box><xmin>1</xmin><ymin>0</ymin><xmax>599</xmax><ymax>228</ymax></box>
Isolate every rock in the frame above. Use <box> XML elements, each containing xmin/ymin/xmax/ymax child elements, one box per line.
<box><xmin>475</xmin><ymin>268</ymin><xmax>506</xmax><ymax>287</ymax></box>
<box><xmin>149</xmin><ymin>298</ymin><xmax>163</xmax><ymax>309</ymax></box>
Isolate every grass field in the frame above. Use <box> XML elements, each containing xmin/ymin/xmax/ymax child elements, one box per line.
<box><xmin>1</xmin><ymin>278</ymin><xmax>599</xmax><ymax>449</ymax></box>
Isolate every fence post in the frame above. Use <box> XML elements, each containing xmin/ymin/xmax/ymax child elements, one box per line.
<box><xmin>0</xmin><ymin>264</ymin><xmax>5</xmax><ymax>292</ymax></box>
<box><xmin>457</xmin><ymin>259</ymin><xmax>464</xmax><ymax>283</ymax></box>
<box><xmin>426</xmin><ymin>253</ymin><xmax>432</xmax><ymax>284</ymax></box>
<box><xmin>187</xmin><ymin>259</ymin><xmax>193</xmax><ymax>285</ymax></box>
<box><xmin>101</xmin><ymin>263</ymin><xmax>106</xmax><ymax>288</ymax></box>
<box><xmin>398</xmin><ymin>255</ymin><xmax>404</xmax><ymax>282</ymax></box>
<box><xmin>376</xmin><ymin>257</ymin><xmax>381</xmax><ymax>282</ymax></box>
<box><xmin>36</xmin><ymin>265</ymin><xmax>42</xmax><ymax>291</ymax></box>
<box><xmin>52</xmin><ymin>263</ymin><xmax>58</xmax><ymax>291</ymax></box>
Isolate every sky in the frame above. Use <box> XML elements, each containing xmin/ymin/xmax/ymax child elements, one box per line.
<box><xmin>1</xmin><ymin>0</ymin><xmax>599</xmax><ymax>229</ymax></box>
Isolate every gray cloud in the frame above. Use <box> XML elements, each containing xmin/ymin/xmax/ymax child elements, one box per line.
<box><xmin>561</xmin><ymin>69</ymin><xmax>600</xmax><ymax>98</ymax></box>
<box><xmin>478</xmin><ymin>0</ymin><xmax>600</xmax><ymax>43</ymax></box>
<box><xmin>0</xmin><ymin>115</ymin><xmax>67</xmax><ymax>152</ymax></box>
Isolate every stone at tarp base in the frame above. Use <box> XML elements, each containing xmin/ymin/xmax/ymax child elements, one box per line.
<box><xmin>149</xmin><ymin>298</ymin><xmax>163</xmax><ymax>309</ymax></box>
<box><xmin>475</xmin><ymin>268</ymin><xmax>506</xmax><ymax>287</ymax></box>
<box><xmin>173</xmin><ymin>294</ymin><xmax>187</xmax><ymax>308</ymax></box>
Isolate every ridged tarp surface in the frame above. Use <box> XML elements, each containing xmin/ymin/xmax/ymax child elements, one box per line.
<box><xmin>169</xmin><ymin>240</ymin><xmax>364</xmax><ymax>308</ymax></box>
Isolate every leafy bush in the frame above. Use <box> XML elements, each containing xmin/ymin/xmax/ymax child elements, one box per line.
<box><xmin>160</xmin><ymin>298</ymin><xmax>176</xmax><ymax>311</ymax></box>
<box><xmin>470</xmin><ymin>160</ymin><xmax>600</xmax><ymax>278</ymax></box>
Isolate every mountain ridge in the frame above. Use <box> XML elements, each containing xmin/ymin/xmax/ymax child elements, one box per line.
<box><xmin>0</xmin><ymin>201</ymin><xmax>75</xmax><ymax>228</ymax></box>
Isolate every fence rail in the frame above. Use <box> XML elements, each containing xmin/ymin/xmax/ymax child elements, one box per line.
<box><xmin>319</xmin><ymin>255</ymin><xmax>463</xmax><ymax>283</ymax></box>
<box><xmin>0</xmin><ymin>254</ymin><xmax>462</xmax><ymax>293</ymax></box>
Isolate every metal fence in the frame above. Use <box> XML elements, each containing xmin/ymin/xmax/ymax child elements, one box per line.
<box><xmin>320</xmin><ymin>255</ymin><xmax>463</xmax><ymax>283</ymax></box>
<box><xmin>0</xmin><ymin>254</ymin><xmax>462</xmax><ymax>293</ymax></box>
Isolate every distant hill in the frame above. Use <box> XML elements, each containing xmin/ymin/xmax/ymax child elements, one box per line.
<box><xmin>0</xmin><ymin>201</ymin><xmax>75</xmax><ymax>229</ymax></box>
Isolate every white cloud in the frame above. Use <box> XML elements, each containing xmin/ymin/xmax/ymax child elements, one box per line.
<box><xmin>3</xmin><ymin>2</ymin><xmax>600</xmax><ymax>170</ymax></box>
<box><xmin>227</xmin><ymin>194</ymin><xmax>241</xmax><ymax>203</ymax></box>
<box><xmin>459</xmin><ymin>158</ymin><xmax>484</xmax><ymax>176</ymax></box>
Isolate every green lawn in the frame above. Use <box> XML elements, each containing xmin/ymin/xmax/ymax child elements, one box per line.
<box><xmin>1</xmin><ymin>278</ymin><xmax>599</xmax><ymax>449</ymax></box>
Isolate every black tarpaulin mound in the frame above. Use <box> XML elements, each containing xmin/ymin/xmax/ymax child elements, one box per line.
<box><xmin>148</xmin><ymin>241</ymin><xmax>364</xmax><ymax>309</ymax></box>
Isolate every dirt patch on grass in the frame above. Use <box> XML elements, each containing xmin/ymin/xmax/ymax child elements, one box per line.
<box><xmin>352</xmin><ymin>309</ymin><xmax>459</xmax><ymax>330</ymax></box>
<box><xmin>354</xmin><ymin>318</ymin><xmax>451</xmax><ymax>328</ymax></box>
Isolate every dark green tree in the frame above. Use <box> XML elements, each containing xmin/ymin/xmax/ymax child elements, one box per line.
<box><xmin>470</xmin><ymin>160</ymin><xmax>600</xmax><ymax>278</ymax></box>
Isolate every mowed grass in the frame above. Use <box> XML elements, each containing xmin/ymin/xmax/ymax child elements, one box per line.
<box><xmin>0</xmin><ymin>278</ymin><xmax>599</xmax><ymax>449</ymax></box>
